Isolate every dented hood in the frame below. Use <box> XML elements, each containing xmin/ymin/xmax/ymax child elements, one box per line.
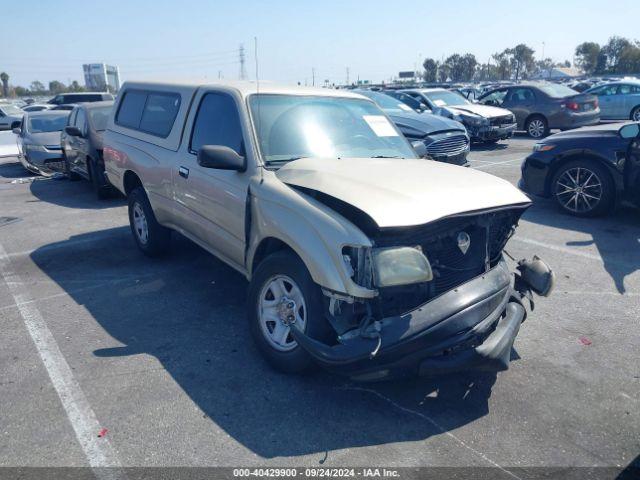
<box><xmin>276</xmin><ymin>158</ymin><xmax>530</xmax><ymax>228</ymax></box>
<box><xmin>443</xmin><ymin>103</ymin><xmax>512</xmax><ymax>119</ymax></box>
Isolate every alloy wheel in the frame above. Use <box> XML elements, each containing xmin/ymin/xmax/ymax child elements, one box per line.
<box><xmin>633</xmin><ymin>108</ymin><xmax>640</xmax><ymax>121</ymax></box>
<box><xmin>555</xmin><ymin>167</ymin><xmax>602</xmax><ymax>213</ymax></box>
<box><xmin>258</xmin><ymin>275</ymin><xmax>307</xmax><ymax>352</ymax></box>
<box><xmin>528</xmin><ymin>119</ymin><xmax>546</xmax><ymax>138</ymax></box>
<box><xmin>132</xmin><ymin>202</ymin><xmax>149</xmax><ymax>244</ymax></box>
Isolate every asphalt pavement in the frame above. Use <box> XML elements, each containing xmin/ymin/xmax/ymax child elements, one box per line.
<box><xmin>0</xmin><ymin>135</ymin><xmax>638</xmax><ymax>475</ymax></box>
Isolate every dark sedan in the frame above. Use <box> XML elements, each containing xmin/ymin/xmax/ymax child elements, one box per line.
<box><xmin>355</xmin><ymin>90</ymin><xmax>470</xmax><ymax>166</ymax></box>
<box><xmin>61</xmin><ymin>101</ymin><xmax>114</xmax><ymax>198</ymax></box>
<box><xmin>520</xmin><ymin>122</ymin><xmax>640</xmax><ymax>216</ymax></box>
<box><xmin>479</xmin><ymin>83</ymin><xmax>600</xmax><ymax>139</ymax></box>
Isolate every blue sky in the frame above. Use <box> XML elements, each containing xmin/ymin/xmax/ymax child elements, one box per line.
<box><xmin>1</xmin><ymin>0</ymin><xmax>638</xmax><ymax>87</ymax></box>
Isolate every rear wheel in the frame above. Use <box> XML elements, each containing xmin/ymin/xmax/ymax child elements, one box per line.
<box><xmin>127</xmin><ymin>187</ymin><xmax>171</xmax><ymax>256</ymax></box>
<box><xmin>526</xmin><ymin>115</ymin><xmax>548</xmax><ymax>138</ymax></box>
<box><xmin>551</xmin><ymin>159</ymin><xmax>614</xmax><ymax>217</ymax></box>
<box><xmin>248</xmin><ymin>250</ymin><xmax>332</xmax><ymax>374</ymax></box>
<box><xmin>631</xmin><ymin>106</ymin><xmax>640</xmax><ymax>122</ymax></box>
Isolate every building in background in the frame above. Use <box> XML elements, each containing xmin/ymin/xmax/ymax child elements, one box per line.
<box><xmin>83</xmin><ymin>63</ymin><xmax>120</xmax><ymax>93</ymax></box>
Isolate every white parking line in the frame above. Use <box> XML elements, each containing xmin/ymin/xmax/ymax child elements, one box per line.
<box><xmin>513</xmin><ymin>236</ymin><xmax>604</xmax><ymax>263</ymax></box>
<box><xmin>471</xmin><ymin>159</ymin><xmax>522</xmax><ymax>169</ymax></box>
<box><xmin>0</xmin><ymin>242</ymin><xmax>126</xmax><ymax>479</ymax></box>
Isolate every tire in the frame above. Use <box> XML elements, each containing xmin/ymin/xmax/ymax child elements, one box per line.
<box><xmin>248</xmin><ymin>250</ymin><xmax>332</xmax><ymax>374</ymax></box>
<box><xmin>63</xmin><ymin>151</ymin><xmax>81</xmax><ymax>181</ymax></box>
<box><xmin>631</xmin><ymin>106</ymin><xmax>640</xmax><ymax>122</ymax></box>
<box><xmin>127</xmin><ymin>187</ymin><xmax>171</xmax><ymax>256</ymax></box>
<box><xmin>88</xmin><ymin>157</ymin><xmax>112</xmax><ymax>200</ymax></box>
<box><xmin>526</xmin><ymin>115</ymin><xmax>549</xmax><ymax>139</ymax></box>
<box><xmin>551</xmin><ymin>159</ymin><xmax>615</xmax><ymax>217</ymax></box>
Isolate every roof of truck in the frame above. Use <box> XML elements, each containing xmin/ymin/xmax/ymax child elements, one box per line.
<box><xmin>120</xmin><ymin>80</ymin><xmax>366</xmax><ymax>99</ymax></box>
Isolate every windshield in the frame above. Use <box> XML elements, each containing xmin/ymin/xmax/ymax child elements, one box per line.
<box><xmin>356</xmin><ymin>90</ymin><xmax>414</xmax><ymax>113</ymax></box>
<box><xmin>89</xmin><ymin>106</ymin><xmax>112</xmax><ymax>131</ymax></box>
<box><xmin>0</xmin><ymin>104</ymin><xmax>23</xmax><ymax>115</ymax></box>
<box><xmin>537</xmin><ymin>84</ymin><xmax>578</xmax><ymax>98</ymax></box>
<box><xmin>27</xmin><ymin>113</ymin><xmax>69</xmax><ymax>133</ymax></box>
<box><xmin>424</xmin><ymin>90</ymin><xmax>470</xmax><ymax>107</ymax></box>
<box><xmin>249</xmin><ymin>94</ymin><xmax>416</xmax><ymax>164</ymax></box>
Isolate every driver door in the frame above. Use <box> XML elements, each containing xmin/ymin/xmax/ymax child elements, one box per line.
<box><xmin>172</xmin><ymin>90</ymin><xmax>250</xmax><ymax>269</ymax></box>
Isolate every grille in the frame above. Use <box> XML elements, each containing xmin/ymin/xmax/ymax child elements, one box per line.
<box><xmin>426</xmin><ymin>134</ymin><xmax>469</xmax><ymax>157</ymax></box>
<box><xmin>373</xmin><ymin>207</ymin><xmax>526</xmax><ymax>315</ymax></box>
<box><xmin>490</xmin><ymin>115</ymin><xmax>515</xmax><ymax>126</ymax></box>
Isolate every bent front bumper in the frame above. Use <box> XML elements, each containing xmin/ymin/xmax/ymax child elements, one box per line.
<box><xmin>291</xmin><ymin>260</ymin><xmax>527</xmax><ymax>381</ymax></box>
<box><xmin>467</xmin><ymin>123</ymin><xmax>517</xmax><ymax>142</ymax></box>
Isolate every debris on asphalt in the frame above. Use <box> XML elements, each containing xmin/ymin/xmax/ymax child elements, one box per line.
<box><xmin>579</xmin><ymin>336</ymin><xmax>593</xmax><ymax>346</ymax></box>
<box><xmin>97</xmin><ymin>428</ymin><xmax>108</xmax><ymax>438</ymax></box>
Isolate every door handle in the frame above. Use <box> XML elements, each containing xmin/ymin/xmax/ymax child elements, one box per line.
<box><xmin>178</xmin><ymin>166</ymin><xmax>189</xmax><ymax>179</ymax></box>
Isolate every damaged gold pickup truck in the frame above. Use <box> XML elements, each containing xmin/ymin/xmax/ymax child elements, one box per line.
<box><xmin>104</xmin><ymin>81</ymin><xmax>553</xmax><ymax>381</ymax></box>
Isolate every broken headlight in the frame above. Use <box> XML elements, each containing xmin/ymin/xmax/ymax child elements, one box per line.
<box><xmin>372</xmin><ymin>246</ymin><xmax>433</xmax><ymax>287</ymax></box>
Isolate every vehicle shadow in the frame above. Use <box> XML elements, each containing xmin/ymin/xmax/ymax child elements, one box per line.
<box><xmin>471</xmin><ymin>142</ymin><xmax>508</xmax><ymax>152</ymax></box>
<box><xmin>28</xmin><ymin>176</ymin><xmax>125</xmax><ymax>210</ymax></box>
<box><xmin>522</xmin><ymin>199</ymin><xmax>640</xmax><ymax>294</ymax></box>
<box><xmin>30</xmin><ymin>227</ymin><xmax>502</xmax><ymax>459</ymax></box>
<box><xmin>0</xmin><ymin>159</ymin><xmax>36</xmax><ymax>180</ymax></box>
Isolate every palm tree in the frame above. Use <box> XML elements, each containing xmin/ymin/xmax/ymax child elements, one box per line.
<box><xmin>0</xmin><ymin>72</ymin><xmax>9</xmax><ymax>98</ymax></box>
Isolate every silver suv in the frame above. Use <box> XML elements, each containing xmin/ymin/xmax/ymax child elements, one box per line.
<box><xmin>103</xmin><ymin>81</ymin><xmax>553</xmax><ymax>381</ymax></box>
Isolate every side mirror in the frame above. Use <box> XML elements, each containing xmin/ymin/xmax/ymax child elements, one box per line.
<box><xmin>411</xmin><ymin>140</ymin><xmax>428</xmax><ymax>158</ymax></box>
<box><xmin>197</xmin><ymin>145</ymin><xmax>245</xmax><ymax>171</ymax></box>
<box><xmin>12</xmin><ymin>127</ymin><xmax>21</xmax><ymax>135</ymax></box>
<box><xmin>620</xmin><ymin>123</ymin><xmax>640</xmax><ymax>139</ymax></box>
<box><xmin>10</xmin><ymin>120</ymin><xmax>21</xmax><ymax>130</ymax></box>
<box><xmin>64</xmin><ymin>126</ymin><xmax>83</xmax><ymax>137</ymax></box>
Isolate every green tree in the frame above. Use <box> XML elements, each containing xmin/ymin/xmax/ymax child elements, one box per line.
<box><xmin>29</xmin><ymin>81</ymin><xmax>46</xmax><ymax>94</ymax></box>
<box><xmin>48</xmin><ymin>80</ymin><xmax>66</xmax><ymax>94</ymax></box>
<box><xmin>14</xmin><ymin>86</ymin><xmax>28</xmax><ymax>97</ymax></box>
<box><xmin>535</xmin><ymin>58</ymin><xmax>554</xmax><ymax>78</ymax></box>
<box><xmin>444</xmin><ymin>54</ymin><xmax>463</xmax><ymax>82</ymax></box>
<box><xmin>422</xmin><ymin>58</ymin><xmax>438</xmax><ymax>82</ymax></box>
<box><xmin>460</xmin><ymin>54</ymin><xmax>478</xmax><ymax>82</ymax></box>
<box><xmin>492</xmin><ymin>51</ymin><xmax>511</xmax><ymax>80</ymax></box>
<box><xmin>69</xmin><ymin>80</ymin><xmax>85</xmax><ymax>92</ymax></box>
<box><xmin>508</xmin><ymin>44</ymin><xmax>536</xmax><ymax>80</ymax></box>
<box><xmin>0</xmin><ymin>72</ymin><xmax>8</xmax><ymax>97</ymax></box>
<box><xmin>602</xmin><ymin>36</ymin><xmax>632</xmax><ymax>72</ymax></box>
<box><xmin>575</xmin><ymin>42</ymin><xmax>601</xmax><ymax>74</ymax></box>
<box><xmin>437</xmin><ymin>62</ymin><xmax>450</xmax><ymax>83</ymax></box>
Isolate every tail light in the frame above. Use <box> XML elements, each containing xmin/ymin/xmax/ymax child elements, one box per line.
<box><xmin>562</xmin><ymin>101</ymin><xmax>580</xmax><ymax>111</ymax></box>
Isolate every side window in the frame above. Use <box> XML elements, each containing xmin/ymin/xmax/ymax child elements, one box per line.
<box><xmin>619</xmin><ymin>84</ymin><xmax>633</xmax><ymax>95</ymax></box>
<box><xmin>75</xmin><ymin>109</ymin><xmax>87</xmax><ymax>134</ymax></box>
<box><xmin>596</xmin><ymin>85</ymin><xmax>619</xmax><ymax>96</ymax></box>
<box><xmin>482</xmin><ymin>89</ymin><xmax>507</xmax><ymax>106</ymax></box>
<box><xmin>508</xmin><ymin>88</ymin><xmax>535</xmax><ymax>103</ymax></box>
<box><xmin>115</xmin><ymin>90</ymin><xmax>147</xmax><ymax>129</ymax></box>
<box><xmin>190</xmin><ymin>92</ymin><xmax>244</xmax><ymax>155</ymax></box>
<box><xmin>139</xmin><ymin>93</ymin><xmax>181</xmax><ymax>137</ymax></box>
<box><xmin>68</xmin><ymin>109</ymin><xmax>77</xmax><ymax>126</ymax></box>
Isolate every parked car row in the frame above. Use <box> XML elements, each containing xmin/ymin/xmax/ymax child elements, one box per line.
<box><xmin>9</xmin><ymin>79</ymin><xmax>639</xmax><ymax>379</ymax></box>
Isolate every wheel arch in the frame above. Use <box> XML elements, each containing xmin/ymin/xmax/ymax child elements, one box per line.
<box><xmin>544</xmin><ymin>152</ymin><xmax>618</xmax><ymax>199</ymax></box>
<box><xmin>123</xmin><ymin>170</ymin><xmax>143</xmax><ymax>196</ymax></box>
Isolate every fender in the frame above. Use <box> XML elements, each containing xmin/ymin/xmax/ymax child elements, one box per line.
<box><xmin>246</xmin><ymin>173</ymin><xmax>375</xmax><ymax>299</ymax></box>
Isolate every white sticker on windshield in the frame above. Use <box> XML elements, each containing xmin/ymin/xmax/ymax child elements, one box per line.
<box><xmin>363</xmin><ymin>115</ymin><xmax>398</xmax><ymax>137</ymax></box>
<box><xmin>433</xmin><ymin>99</ymin><xmax>447</xmax><ymax>107</ymax></box>
<box><xmin>398</xmin><ymin>103</ymin><xmax>412</xmax><ymax>111</ymax></box>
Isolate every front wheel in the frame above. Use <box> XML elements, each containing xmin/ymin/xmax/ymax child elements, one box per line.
<box><xmin>526</xmin><ymin>116</ymin><xmax>548</xmax><ymax>138</ymax></box>
<box><xmin>551</xmin><ymin>160</ymin><xmax>614</xmax><ymax>217</ymax></box>
<box><xmin>127</xmin><ymin>187</ymin><xmax>171</xmax><ymax>256</ymax></box>
<box><xmin>631</xmin><ymin>106</ymin><xmax>640</xmax><ymax>122</ymax></box>
<box><xmin>248</xmin><ymin>250</ymin><xmax>332</xmax><ymax>373</ymax></box>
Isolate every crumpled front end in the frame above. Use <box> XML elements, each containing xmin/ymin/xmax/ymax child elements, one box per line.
<box><xmin>288</xmin><ymin>205</ymin><xmax>553</xmax><ymax>381</ymax></box>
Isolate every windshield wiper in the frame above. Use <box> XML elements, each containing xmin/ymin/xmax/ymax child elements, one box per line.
<box><xmin>265</xmin><ymin>156</ymin><xmax>307</xmax><ymax>165</ymax></box>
